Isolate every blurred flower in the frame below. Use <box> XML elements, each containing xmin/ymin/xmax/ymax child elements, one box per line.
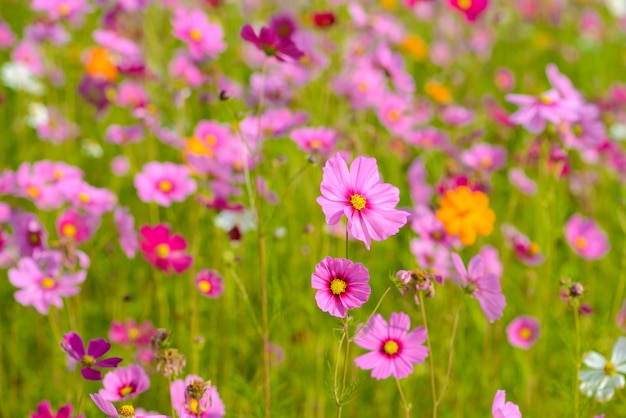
<box><xmin>508</xmin><ymin>168</ymin><xmax>537</xmax><ymax>196</ymax></box>
<box><xmin>111</xmin><ymin>156</ymin><xmax>130</xmax><ymax>177</ymax></box>
<box><xmin>1</xmin><ymin>62</ymin><xmax>45</xmax><ymax>96</ymax></box>
<box><xmin>461</xmin><ymin>144</ymin><xmax>507</xmax><ymax>174</ymax></box>
<box><xmin>312</xmin><ymin>11</ymin><xmax>336</xmax><ymax>28</ymax></box>
<box><xmin>424</xmin><ymin>80</ymin><xmax>451</xmax><ymax>104</ymax></box>
<box><xmin>240</xmin><ymin>24</ymin><xmax>303</xmax><ymax>61</ymax></box>
<box><xmin>139</xmin><ymin>224</ymin><xmax>192</xmax><ymax>274</ymax></box>
<box><xmin>10</xmin><ymin>212</ymin><xmax>47</xmax><ymax>257</ymax></box>
<box><xmin>170</xmin><ymin>375</ymin><xmax>225</xmax><ymax>418</ymax></box>
<box><xmin>436</xmin><ymin>186</ymin><xmax>495</xmax><ymax>245</ymax></box>
<box><xmin>354</xmin><ymin>312</ymin><xmax>428</xmax><ymax>379</ymax></box>
<box><xmin>32</xmin><ymin>0</ymin><xmax>90</xmax><ymax>24</ymax></box>
<box><xmin>84</xmin><ymin>47</ymin><xmax>118</xmax><ymax>81</ymax></box>
<box><xmin>214</xmin><ymin>209</ymin><xmax>256</xmax><ymax>242</ymax></box>
<box><xmin>290</xmin><ymin>127</ymin><xmax>338</xmax><ymax>156</ymax></box>
<box><xmin>494</xmin><ymin>68</ymin><xmax>515</xmax><ymax>92</ymax></box>
<box><xmin>0</xmin><ymin>19</ymin><xmax>15</xmax><ymax>48</ymax></box>
<box><xmin>400</xmin><ymin>34</ymin><xmax>427</xmax><ymax>62</ymax></box>
<box><xmin>172</xmin><ymin>8</ymin><xmax>225</xmax><ymax>61</ymax></box>
<box><xmin>99</xmin><ymin>365</ymin><xmax>150</xmax><ymax>401</ymax></box>
<box><xmin>502</xmin><ymin>224</ymin><xmax>544</xmax><ymax>266</ymax></box>
<box><xmin>491</xmin><ymin>390</ymin><xmax>521</xmax><ymax>418</ymax></box>
<box><xmin>56</xmin><ymin>208</ymin><xmax>98</xmax><ymax>243</ymax></box>
<box><xmin>316</xmin><ymin>153</ymin><xmax>409</xmax><ymax>250</ymax></box>
<box><xmin>616</xmin><ymin>300</ymin><xmax>626</xmax><ymax>332</ymax></box>
<box><xmin>60</xmin><ymin>332</ymin><xmax>122</xmax><ymax>380</ymax></box>
<box><xmin>30</xmin><ymin>400</ymin><xmax>83</xmax><ymax>418</ymax></box>
<box><xmin>134</xmin><ymin>162</ymin><xmax>197</xmax><ymax>207</ymax></box>
<box><xmin>311</xmin><ymin>256</ymin><xmax>371</xmax><ymax>318</ymax></box>
<box><xmin>195</xmin><ymin>269</ymin><xmax>224</xmax><ymax>299</ymax></box>
<box><xmin>60</xmin><ymin>179</ymin><xmax>116</xmax><ymax>216</ymax></box>
<box><xmin>580</xmin><ymin>337</ymin><xmax>626</xmax><ymax>402</ymax></box>
<box><xmin>506</xmin><ymin>315</ymin><xmax>540</xmax><ymax>349</ymax></box>
<box><xmin>114</xmin><ymin>207</ymin><xmax>138</xmax><ymax>259</ymax></box>
<box><xmin>564</xmin><ymin>214</ymin><xmax>610</xmax><ymax>260</ymax></box>
<box><xmin>109</xmin><ymin>319</ymin><xmax>156</xmax><ymax>347</ymax></box>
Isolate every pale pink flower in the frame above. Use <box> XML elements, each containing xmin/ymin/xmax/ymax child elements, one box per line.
<box><xmin>172</xmin><ymin>8</ymin><xmax>225</xmax><ymax>61</ymax></box>
<box><xmin>506</xmin><ymin>315</ymin><xmax>540</xmax><ymax>349</ymax></box>
<box><xmin>99</xmin><ymin>365</ymin><xmax>150</xmax><ymax>401</ymax></box>
<box><xmin>564</xmin><ymin>214</ymin><xmax>610</xmax><ymax>260</ymax></box>
<box><xmin>134</xmin><ymin>162</ymin><xmax>197</xmax><ymax>207</ymax></box>
<box><xmin>170</xmin><ymin>375</ymin><xmax>225</xmax><ymax>418</ymax></box>
<box><xmin>492</xmin><ymin>390</ymin><xmax>522</xmax><ymax>418</ymax></box>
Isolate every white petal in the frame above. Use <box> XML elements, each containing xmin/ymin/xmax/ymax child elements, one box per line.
<box><xmin>583</xmin><ymin>351</ymin><xmax>607</xmax><ymax>369</ymax></box>
<box><xmin>611</xmin><ymin>337</ymin><xmax>626</xmax><ymax>365</ymax></box>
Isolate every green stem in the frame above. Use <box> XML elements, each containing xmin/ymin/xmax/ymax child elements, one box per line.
<box><xmin>75</xmin><ymin>381</ymin><xmax>87</xmax><ymax>417</ymax></box>
<box><xmin>396</xmin><ymin>378</ymin><xmax>410</xmax><ymax>418</ymax></box>
<box><xmin>436</xmin><ymin>302</ymin><xmax>463</xmax><ymax>406</ymax></box>
<box><xmin>418</xmin><ymin>292</ymin><xmax>437</xmax><ymax>418</ymax></box>
<box><xmin>336</xmin><ymin>318</ymin><xmax>351</xmax><ymax>418</ymax></box>
<box><xmin>574</xmin><ymin>307</ymin><xmax>581</xmax><ymax>418</ymax></box>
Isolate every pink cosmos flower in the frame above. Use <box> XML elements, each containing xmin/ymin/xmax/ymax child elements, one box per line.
<box><xmin>461</xmin><ymin>144</ymin><xmax>507</xmax><ymax>173</ymax></box>
<box><xmin>354</xmin><ymin>312</ymin><xmax>428</xmax><ymax>380</ymax></box>
<box><xmin>10</xmin><ymin>211</ymin><xmax>47</xmax><ymax>257</ymax></box>
<box><xmin>506</xmin><ymin>315</ymin><xmax>540</xmax><ymax>349</ymax></box>
<box><xmin>9</xmin><ymin>251</ymin><xmax>86</xmax><ymax>315</ymax></box>
<box><xmin>93</xmin><ymin>30</ymin><xmax>141</xmax><ymax>59</ymax></box>
<box><xmin>376</xmin><ymin>95</ymin><xmax>414</xmax><ymax>136</ymax></box>
<box><xmin>170</xmin><ymin>375</ymin><xmax>225</xmax><ymax>418</ymax></box>
<box><xmin>311</xmin><ymin>256</ymin><xmax>371</xmax><ymax>318</ymax></box>
<box><xmin>440</xmin><ymin>105</ymin><xmax>475</xmax><ymax>126</ymax></box>
<box><xmin>32</xmin><ymin>0</ymin><xmax>90</xmax><ymax>24</ymax></box>
<box><xmin>172</xmin><ymin>8</ymin><xmax>226</xmax><ymax>61</ymax></box>
<box><xmin>240</xmin><ymin>24</ymin><xmax>304</xmax><ymax>61</ymax></box>
<box><xmin>111</xmin><ymin>156</ymin><xmax>130</xmax><ymax>177</ymax></box>
<box><xmin>56</xmin><ymin>209</ymin><xmax>98</xmax><ymax>243</ymax></box>
<box><xmin>449</xmin><ymin>0</ymin><xmax>489</xmax><ymax>22</ymax></box>
<box><xmin>502</xmin><ymin>224</ymin><xmax>544</xmax><ymax>266</ymax></box>
<box><xmin>134</xmin><ymin>162</ymin><xmax>197</xmax><ymax>207</ymax></box>
<box><xmin>195</xmin><ymin>269</ymin><xmax>224</xmax><ymax>299</ymax></box>
<box><xmin>0</xmin><ymin>19</ymin><xmax>15</xmax><ymax>49</ymax></box>
<box><xmin>495</xmin><ymin>68</ymin><xmax>515</xmax><ymax>92</ymax></box>
<box><xmin>480</xmin><ymin>245</ymin><xmax>503</xmax><ymax>279</ymax></box>
<box><xmin>109</xmin><ymin>319</ymin><xmax>156</xmax><ymax>347</ymax></box>
<box><xmin>30</xmin><ymin>401</ymin><xmax>83</xmax><ymax>418</ymax></box>
<box><xmin>410</xmin><ymin>238</ymin><xmax>452</xmax><ymax>278</ymax></box>
<box><xmin>407</xmin><ymin>159</ymin><xmax>433</xmax><ymax>207</ymax></box>
<box><xmin>90</xmin><ymin>393</ymin><xmax>167</xmax><ymax>418</ymax></box>
<box><xmin>169</xmin><ymin>50</ymin><xmax>204</xmax><ymax>87</ymax></box>
<box><xmin>139</xmin><ymin>224</ymin><xmax>192</xmax><ymax>274</ymax></box>
<box><xmin>60</xmin><ymin>179</ymin><xmax>116</xmax><ymax>216</ymax></box>
<box><xmin>99</xmin><ymin>365</ymin><xmax>150</xmax><ymax>401</ymax></box>
<box><xmin>508</xmin><ymin>168</ymin><xmax>537</xmax><ymax>196</ymax></box>
<box><xmin>564</xmin><ymin>214</ymin><xmax>610</xmax><ymax>260</ymax></box>
<box><xmin>290</xmin><ymin>127</ymin><xmax>338</xmax><ymax>156</ymax></box>
<box><xmin>105</xmin><ymin>125</ymin><xmax>144</xmax><ymax>145</ymax></box>
<box><xmin>316</xmin><ymin>153</ymin><xmax>409</xmax><ymax>250</ymax></box>
<box><xmin>333</xmin><ymin>67</ymin><xmax>387</xmax><ymax>110</ymax></box>
<box><xmin>410</xmin><ymin>206</ymin><xmax>455</xmax><ymax>248</ymax></box>
<box><xmin>405</xmin><ymin>127</ymin><xmax>452</xmax><ymax>152</ymax></box>
<box><xmin>114</xmin><ymin>207</ymin><xmax>138</xmax><ymax>259</ymax></box>
<box><xmin>492</xmin><ymin>390</ymin><xmax>521</xmax><ymax>418</ymax></box>
<box><xmin>451</xmin><ymin>253</ymin><xmax>506</xmax><ymax>322</ymax></box>
<box><xmin>60</xmin><ymin>332</ymin><xmax>123</xmax><ymax>381</ymax></box>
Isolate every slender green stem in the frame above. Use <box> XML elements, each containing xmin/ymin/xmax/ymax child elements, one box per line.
<box><xmin>362</xmin><ymin>287</ymin><xmax>392</xmax><ymax>328</ymax></box>
<box><xmin>75</xmin><ymin>381</ymin><xmax>87</xmax><ymax>417</ymax></box>
<box><xmin>156</xmin><ymin>273</ymin><xmax>170</xmax><ymax>328</ymax></box>
<box><xmin>574</xmin><ymin>307</ymin><xmax>581</xmax><ymax>418</ymax></box>
<box><xmin>336</xmin><ymin>318</ymin><xmax>350</xmax><ymax>418</ymax></box>
<box><xmin>436</xmin><ymin>302</ymin><xmax>463</xmax><ymax>406</ymax></box>
<box><xmin>396</xmin><ymin>379</ymin><xmax>410</xmax><ymax>418</ymax></box>
<box><xmin>418</xmin><ymin>292</ymin><xmax>437</xmax><ymax>418</ymax></box>
<box><xmin>333</xmin><ymin>331</ymin><xmax>346</xmax><ymax>405</ymax></box>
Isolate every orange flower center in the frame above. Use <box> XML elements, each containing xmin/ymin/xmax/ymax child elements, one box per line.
<box><xmin>198</xmin><ymin>280</ymin><xmax>212</xmax><ymax>293</ymax></box>
<box><xmin>78</xmin><ymin>192</ymin><xmax>90</xmax><ymax>204</ymax></box>
<box><xmin>156</xmin><ymin>243</ymin><xmax>171</xmax><ymax>258</ymax></box>
<box><xmin>519</xmin><ymin>327</ymin><xmax>532</xmax><ymax>340</ymax></box>
<box><xmin>158</xmin><ymin>180</ymin><xmax>173</xmax><ymax>193</ymax></box>
<box><xmin>41</xmin><ymin>277</ymin><xmax>55</xmax><ymax>289</ymax></box>
<box><xmin>62</xmin><ymin>223</ymin><xmax>78</xmax><ymax>238</ymax></box>
<box><xmin>27</xmin><ymin>186</ymin><xmax>40</xmax><ymax>198</ymax></box>
<box><xmin>58</xmin><ymin>3</ymin><xmax>70</xmax><ymax>16</ymax></box>
<box><xmin>457</xmin><ymin>0</ymin><xmax>472</xmax><ymax>9</ymax></box>
<box><xmin>574</xmin><ymin>237</ymin><xmax>587</xmax><ymax>250</ymax></box>
<box><xmin>309</xmin><ymin>139</ymin><xmax>323</xmax><ymax>149</ymax></box>
<box><xmin>387</xmin><ymin>109</ymin><xmax>401</xmax><ymax>123</ymax></box>
<box><xmin>529</xmin><ymin>242</ymin><xmax>540</xmax><ymax>255</ymax></box>
<box><xmin>190</xmin><ymin>29</ymin><xmax>202</xmax><ymax>42</ymax></box>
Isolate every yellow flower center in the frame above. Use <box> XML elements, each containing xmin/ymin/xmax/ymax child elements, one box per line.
<box><xmin>119</xmin><ymin>385</ymin><xmax>135</xmax><ymax>397</ymax></box>
<box><xmin>58</xmin><ymin>3</ymin><xmax>70</xmax><ymax>16</ymax></box>
<box><xmin>357</xmin><ymin>81</ymin><xmax>369</xmax><ymax>93</ymax></box>
<box><xmin>540</xmin><ymin>94</ymin><xmax>552</xmax><ymax>105</ymax></box>
<box><xmin>309</xmin><ymin>139</ymin><xmax>323</xmax><ymax>149</ymax></box>
<box><xmin>198</xmin><ymin>280</ymin><xmax>212</xmax><ymax>293</ymax></box>
<box><xmin>457</xmin><ymin>0</ymin><xmax>472</xmax><ymax>9</ymax></box>
<box><xmin>529</xmin><ymin>243</ymin><xmax>540</xmax><ymax>255</ymax></box>
<box><xmin>82</xmin><ymin>355</ymin><xmax>95</xmax><ymax>367</ymax></box>
<box><xmin>41</xmin><ymin>277</ymin><xmax>55</xmax><ymax>289</ymax></box>
<box><xmin>156</xmin><ymin>244</ymin><xmax>170</xmax><ymax>258</ymax></box>
<box><xmin>329</xmin><ymin>278</ymin><xmax>347</xmax><ymax>295</ymax></box>
<box><xmin>575</xmin><ymin>237</ymin><xmax>587</xmax><ymax>250</ymax></box>
<box><xmin>190</xmin><ymin>29</ymin><xmax>202</xmax><ymax>42</ymax></box>
<box><xmin>54</xmin><ymin>170</ymin><xmax>64</xmax><ymax>180</ymax></box>
<box><xmin>350</xmin><ymin>194</ymin><xmax>367</xmax><ymax>210</ymax></box>
<box><xmin>78</xmin><ymin>192</ymin><xmax>90</xmax><ymax>204</ymax></box>
<box><xmin>105</xmin><ymin>87</ymin><xmax>117</xmax><ymax>101</ymax></box>
<box><xmin>128</xmin><ymin>327</ymin><xmax>140</xmax><ymax>340</ymax></box>
<box><xmin>118</xmin><ymin>405</ymin><xmax>135</xmax><ymax>417</ymax></box>
<box><xmin>383</xmin><ymin>340</ymin><xmax>399</xmax><ymax>355</ymax></box>
<box><xmin>158</xmin><ymin>180</ymin><xmax>173</xmax><ymax>193</ymax></box>
<box><xmin>27</xmin><ymin>186</ymin><xmax>40</xmax><ymax>198</ymax></box>
<box><xmin>189</xmin><ymin>398</ymin><xmax>199</xmax><ymax>414</ymax></box>
<box><xmin>519</xmin><ymin>327</ymin><xmax>532</xmax><ymax>340</ymax></box>
<box><xmin>400</xmin><ymin>35</ymin><xmax>427</xmax><ymax>62</ymax></box>
<box><xmin>387</xmin><ymin>109</ymin><xmax>401</xmax><ymax>123</ymax></box>
<box><xmin>62</xmin><ymin>224</ymin><xmax>77</xmax><ymax>238</ymax></box>
<box><xmin>480</xmin><ymin>157</ymin><xmax>493</xmax><ymax>168</ymax></box>
<box><xmin>205</xmin><ymin>134</ymin><xmax>218</xmax><ymax>146</ymax></box>
<box><xmin>605</xmin><ymin>361</ymin><xmax>617</xmax><ymax>376</ymax></box>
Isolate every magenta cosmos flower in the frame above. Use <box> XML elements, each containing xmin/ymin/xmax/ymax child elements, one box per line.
<box><xmin>564</xmin><ymin>214</ymin><xmax>610</xmax><ymax>260</ymax></box>
<box><xmin>109</xmin><ymin>319</ymin><xmax>155</xmax><ymax>347</ymax></box>
<box><xmin>449</xmin><ymin>0</ymin><xmax>489</xmax><ymax>22</ymax></box>
<box><xmin>90</xmin><ymin>394</ymin><xmax>167</xmax><ymax>418</ymax></box>
<box><xmin>134</xmin><ymin>162</ymin><xmax>197</xmax><ymax>207</ymax></box>
<box><xmin>60</xmin><ymin>332</ymin><xmax>123</xmax><ymax>380</ymax></box>
<box><xmin>506</xmin><ymin>315</ymin><xmax>540</xmax><ymax>350</ymax></box>
<box><xmin>451</xmin><ymin>253</ymin><xmax>506</xmax><ymax>322</ymax></box>
<box><xmin>354</xmin><ymin>312</ymin><xmax>428</xmax><ymax>380</ymax></box>
<box><xmin>290</xmin><ymin>127</ymin><xmax>338</xmax><ymax>156</ymax></box>
<box><xmin>99</xmin><ymin>365</ymin><xmax>150</xmax><ymax>401</ymax></box>
<box><xmin>195</xmin><ymin>269</ymin><xmax>224</xmax><ymax>299</ymax></box>
<box><xmin>170</xmin><ymin>374</ymin><xmax>225</xmax><ymax>418</ymax></box>
<box><xmin>316</xmin><ymin>153</ymin><xmax>410</xmax><ymax>250</ymax></box>
<box><xmin>492</xmin><ymin>390</ymin><xmax>521</xmax><ymax>418</ymax></box>
<box><xmin>240</xmin><ymin>24</ymin><xmax>303</xmax><ymax>61</ymax></box>
<box><xmin>311</xmin><ymin>256</ymin><xmax>371</xmax><ymax>318</ymax></box>
<box><xmin>172</xmin><ymin>8</ymin><xmax>225</xmax><ymax>61</ymax></box>
<box><xmin>30</xmin><ymin>400</ymin><xmax>83</xmax><ymax>418</ymax></box>
<box><xmin>139</xmin><ymin>224</ymin><xmax>192</xmax><ymax>274</ymax></box>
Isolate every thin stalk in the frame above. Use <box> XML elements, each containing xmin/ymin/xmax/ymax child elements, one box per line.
<box><xmin>574</xmin><ymin>307</ymin><xmax>581</xmax><ymax>418</ymax></box>
<box><xmin>436</xmin><ymin>302</ymin><xmax>463</xmax><ymax>406</ymax></box>
<box><xmin>396</xmin><ymin>378</ymin><xmax>410</xmax><ymax>418</ymax></box>
<box><xmin>418</xmin><ymin>292</ymin><xmax>437</xmax><ymax>418</ymax></box>
<box><xmin>336</xmin><ymin>319</ymin><xmax>350</xmax><ymax>418</ymax></box>
<box><xmin>362</xmin><ymin>287</ymin><xmax>392</xmax><ymax>328</ymax></box>
<box><xmin>75</xmin><ymin>381</ymin><xmax>86</xmax><ymax>417</ymax></box>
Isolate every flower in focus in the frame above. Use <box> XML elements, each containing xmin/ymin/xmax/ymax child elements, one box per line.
<box><xmin>99</xmin><ymin>365</ymin><xmax>150</xmax><ymax>401</ymax></box>
<box><xmin>564</xmin><ymin>214</ymin><xmax>610</xmax><ymax>260</ymax></box>
<box><xmin>491</xmin><ymin>390</ymin><xmax>521</xmax><ymax>418</ymax></box>
<box><xmin>170</xmin><ymin>375</ymin><xmax>225</xmax><ymax>418</ymax></box>
<box><xmin>240</xmin><ymin>24</ymin><xmax>304</xmax><ymax>61</ymax></box>
<box><xmin>436</xmin><ymin>186</ymin><xmax>495</xmax><ymax>245</ymax></box>
<box><xmin>109</xmin><ymin>319</ymin><xmax>155</xmax><ymax>347</ymax></box>
<box><xmin>451</xmin><ymin>252</ymin><xmax>505</xmax><ymax>322</ymax></box>
<box><xmin>311</xmin><ymin>256</ymin><xmax>371</xmax><ymax>318</ymax></box>
<box><xmin>580</xmin><ymin>337</ymin><xmax>626</xmax><ymax>402</ymax></box>
<box><xmin>134</xmin><ymin>162</ymin><xmax>197</xmax><ymax>207</ymax></box>
<box><xmin>354</xmin><ymin>312</ymin><xmax>428</xmax><ymax>380</ymax></box>
<box><xmin>60</xmin><ymin>332</ymin><xmax>123</xmax><ymax>380</ymax></box>
<box><xmin>139</xmin><ymin>224</ymin><xmax>192</xmax><ymax>274</ymax></box>
<box><xmin>30</xmin><ymin>400</ymin><xmax>83</xmax><ymax>418</ymax></box>
<box><xmin>195</xmin><ymin>269</ymin><xmax>224</xmax><ymax>299</ymax></box>
<box><xmin>316</xmin><ymin>153</ymin><xmax>410</xmax><ymax>250</ymax></box>
<box><xmin>90</xmin><ymin>393</ymin><xmax>167</xmax><ymax>418</ymax></box>
<box><xmin>506</xmin><ymin>315</ymin><xmax>540</xmax><ymax>349</ymax></box>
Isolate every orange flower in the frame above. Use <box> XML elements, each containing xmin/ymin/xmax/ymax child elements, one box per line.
<box><xmin>425</xmin><ymin>80</ymin><xmax>451</xmax><ymax>104</ymax></box>
<box><xmin>85</xmin><ymin>47</ymin><xmax>118</xmax><ymax>81</ymax></box>
<box><xmin>400</xmin><ymin>35</ymin><xmax>428</xmax><ymax>62</ymax></box>
<box><xmin>436</xmin><ymin>186</ymin><xmax>495</xmax><ymax>245</ymax></box>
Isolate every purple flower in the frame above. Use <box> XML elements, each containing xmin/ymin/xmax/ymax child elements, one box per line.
<box><xmin>506</xmin><ymin>90</ymin><xmax>581</xmax><ymax>134</ymax></box>
<box><xmin>564</xmin><ymin>214</ymin><xmax>610</xmax><ymax>260</ymax></box>
<box><xmin>10</xmin><ymin>211</ymin><xmax>47</xmax><ymax>257</ymax></box>
<box><xmin>240</xmin><ymin>24</ymin><xmax>303</xmax><ymax>62</ymax></box>
<box><xmin>60</xmin><ymin>332</ymin><xmax>123</xmax><ymax>380</ymax></box>
<box><xmin>90</xmin><ymin>393</ymin><xmax>167</xmax><ymax>418</ymax></box>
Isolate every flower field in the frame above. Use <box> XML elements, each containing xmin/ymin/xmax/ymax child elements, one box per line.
<box><xmin>1</xmin><ymin>0</ymin><xmax>626</xmax><ymax>417</ymax></box>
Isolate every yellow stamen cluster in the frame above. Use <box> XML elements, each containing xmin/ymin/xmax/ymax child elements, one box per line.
<box><xmin>118</xmin><ymin>405</ymin><xmax>135</xmax><ymax>417</ymax></box>
<box><xmin>329</xmin><ymin>278</ymin><xmax>347</xmax><ymax>296</ymax></box>
<box><xmin>155</xmin><ymin>244</ymin><xmax>170</xmax><ymax>258</ymax></box>
<box><xmin>350</xmin><ymin>194</ymin><xmax>367</xmax><ymax>211</ymax></box>
<box><xmin>457</xmin><ymin>0</ymin><xmax>472</xmax><ymax>10</ymax></box>
<box><xmin>158</xmin><ymin>180</ymin><xmax>173</xmax><ymax>193</ymax></box>
<box><xmin>383</xmin><ymin>340</ymin><xmax>399</xmax><ymax>355</ymax></box>
<box><xmin>41</xmin><ymin>277</ymin><xmax>56</xmax><ymax>289</ymax></box>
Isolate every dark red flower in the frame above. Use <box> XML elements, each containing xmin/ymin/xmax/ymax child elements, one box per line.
<box><xmin>312</xmin><ymin>12</ymin><xmax>336</xmax><ymax>28</ymax></box>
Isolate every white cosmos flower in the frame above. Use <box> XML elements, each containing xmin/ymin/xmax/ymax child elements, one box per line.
<box><xmin>579</xmin><ymin>337</ymin><xmax>626</xmax><ymax>402</ymax></box>
<box><xmin>606</xmin><ymin>0</ymin><xmax>626</xmax><ymax>17</ymax></box>
<box><xmin>27</xmin><ymin>102</ymin><xmax>49</xmax><ymax>127</ymax></box>
<box><xmin>1</xmin><ymin>62</ymin><xmax>45</xmax><ymax>96</ymax></box>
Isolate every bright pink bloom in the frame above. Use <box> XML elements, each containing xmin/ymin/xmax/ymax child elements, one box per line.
<box><xmin>93</xmin><ymin>30</ymin><xmax>141</xmax><ymax>59</ymax></box>
<box><xmin>99</xmin><ymin>365</ymin><xmax>150</xmax><ymax>401</ymax></box>
<box><xmin>449</xmin><ymin>0</ymin><xmax>489</xmax><ymax>22</ymax></box>
<box><xmin>311</xmin><ymin>256</ymin><xmax>371</xmax><ymax>318</ymax></box>
<box><xmin>32</xmin><ymin>0</ymin><xmax>90</xmax><ymax>23</ymax></box>
<box><xmin>564</xmin><ymin>214</ymin><xmax>610</xmax><ymax>260</ymax></box>
<box><xmin>30</xmin><ymin>401</ymin><xmax>83</xmax><ymax>418</ymax></box>
<box><xmin>195</xmin><ymin>269</ymin><xmax>224</xmax><ymax>299</ymax></box>
<box><xmin>495</xmin><ymin>68</ymin><xmax>515</xmax><ymax>92</ymax></box>
<box><xmin>506</xmin><ymin>315</ymin><xmax>540</xmax><ymax>349</ymax></box>
<box><xmin>354</xmin><ymin>312</ymin><xmax>428</xmax><ymax>380</ymax></box>
<box><xmin>139</xmin><ymin>224</ymin><xmax>192</xmax><ymax>274</ymax></box>
<box><xmin>172</xmin><ymin>8</ymin><xmax>225</xmax><ymax>61</ymax></box>
<box><xmin>316</xmin><ymin>153</ymin><xmax>409</xmax><ymax>250</ymax></box>
<box><xmin>410</xmin><ymin>238</ymin><xmax>452</xmax><ymax>278</ymax></box>
<box><xmin>134</xmin><ymin>162</ymin><xmax>197</xmax><ymax>207</ymax></box>
<box><xmin>240</xmin><ymin>24</ymin><xmax>303</xmax><ymax>61</ymax></box>
<box><xmin>109</xmin><ymin>319</ymin><xmax>155</xmax><ymax>347</ymax></box>
<box><xmin>451</xmin><ymin>253</ymin><xmax>506</xmax><ymax>322</ymax></box>
<box><xmin>492</xmin><ymin>390</ymin><xmax>522</xmax><ymax>418</ymax></box>
<box><xmin>114</xmin><ymin>207</ymin><xmax>138</xmax><ymax>259</ymax></box>
<box><xmin>10</xmin><ymin>211</ymin><xmax>47</xmax><ymax>257</ymax></box>
<box><xmin>56</xmin><ymin>209</ymin><xmax>98</xmax><ymax>243</ymax></box>
<box><xmin>290</xmin><ymin>127</ymin><xmax>338</xmax><ymax>155</ymax></box>
<box><xmin>60</xmin><ymin>332</ymin><xmax>123</xmax><ymax>381</ymax></box>
<box><xmin>9</xmin><ymin>251</ymin><xmax>85</xmax><ymax>315</ymax></box>
<box><xmin>170</xmin><ymin>374</ymin><xmax>225</xmax><ymax>418</ymax></box>
<box><xmin>90</xmin><ymin>393</ymin><xmax>167</xmax><ymax>418</ymax></box>
<box><xmin>376</xmin><ymin>95</ymin><xmax>413</xmax><ymax>135</ymax></box>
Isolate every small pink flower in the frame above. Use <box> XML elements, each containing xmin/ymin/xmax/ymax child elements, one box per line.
<box><xmin>60</xmin><ymin>179</ymin><xmax>116</xmax><ymax>216</ymax></box>
<box><xmin>240</xmin><ymin>23</ymin><xmax>303</xmax><ymax>62</ymax></box>
<box><xmin>461</xmin><ymin>143</ymin><xmax>507</xmax><ymax>173</ymax></box>
<box><xmin>449</xmin><ymin>0</ymin><xmax>489</xmax><ymax>22</ymax></box>
<box><xmin>354</xmin><ymin>312</ymin><xmax>428</xmax><ymax>380</ymax></box>
<box><xmin>56</xmin><ymin>209</ymin><xmax>97</xmax><ymax>243</ymax></box>
<box><xmin>0</xmin><ymin>19</ymin><xmax>15</xmax><ymax>49</ymax></box>
<box><xmin>172</xmin><ymin>8</ymin><xmax>225</xmax><ymax>61</ymax></box>
<box><xmin>492</xmin><ymin>390</ymin><xmax>521</xmax><ymax>418</ymax></box>
<box><xmin>134</xmin><ymin>162</ymin><xmax>197</xmax><ymax>207</ymax></box>
<box><xmin>114</xmin><ymin>207</ymin><xmax>138</xmax><ymax>259</ymax></box>
<box><xmin>111</xmin><ymin>156</ymin><xmax>130</xmax><ymax>177</ymax></box>
<box><xmin>316</xmin><ymin>153</ymin><xmax>409</xmax><ymax>250</ymax></box>
<box><xmin>311</xmin><ymin>256</ymin><xmax>371</xmax><ymax>318</ymax></box>
<box><xmin>290</xmin><ymin>127</ymin><xmax>338</xmax><ymax>155</ymax></box>
<box><xmin>376</xmin><ymin>95</ymin><xmax>414</xmax><ymax>135</ymax></box>
<box><xmin>139</xmin><ymin>224</ymin><xmax>192</xmax><ymax>274</ymax></box>
<box><xmin>99</xmin><ymin>364</ymin><xmax>150</xmax><ymax>401</ymax></box>
<box><xmin>494</xmin><ymin>68</ymin><xmax>515</xmax><ymax>92</ymax></box>
<box><xmin>109</xmin><ymin>319</ymin><xmax>155</xmax><ymax>347</ymax></box>
<box><xmin>169</xmin><ymin>50</ymin><xmax>204</xmax><ymax>87</ymax></box>
<box><xmin>30</xmin><ymin>400</ymin><xmax>83</xmax><ymax>418</ymax></box>
<box><xmin>105</xmin><ymin>125</ymin><xmax>144</xmax><ymax>145</ymax></box>
<box><xmin>502</xmin><ymin>224</ymin><xmax>544</xmax><ymax>266</ymax></box>
<box><xmin>195</xmin><ymin>269</ymin><xmax>224</xmax><ymax>299</ymax></box>
<box><xmin>506</xmin><ymin>315</ymin><xmax>540</xmax><ymax>349</ymax></box>
<box><xmin>32</xmin><ymin>0</ymin><xmax>90</xmax><ymax>23</ymax></box>
<box><xmin>170</xmin><ymin>375</ymin><xmax>225</xmax><ymax>418</ymax></box>
<box><xmin>440</xmin><ymin>105</ymin><xmax>474</xmax><ymax>126</ymax></box>
<box><xmin>564</xmin><ymin>214</ymin><xmax>610</xmax><ymax>260</ymax></box>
